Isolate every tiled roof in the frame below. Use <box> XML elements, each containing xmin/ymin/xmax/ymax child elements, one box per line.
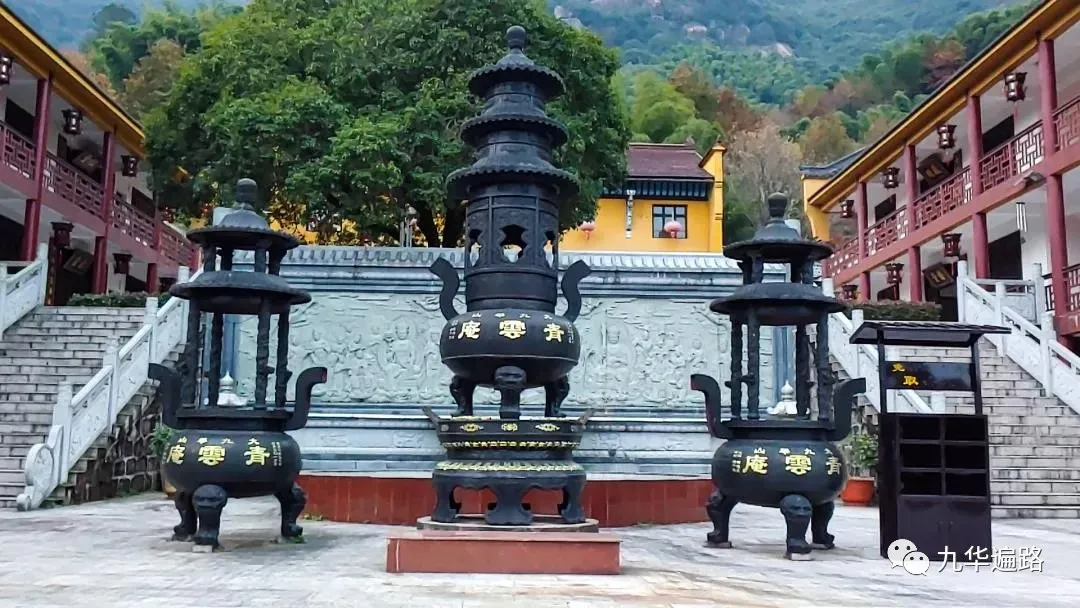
<box><xmin>627</xmin><ymin>142</ymin><xmax>713</xmax><ymax>180</ymax></box>
<box><xmin>799</xmin><ymin>147</ymin><xmax>867</xmax><ymax>179</ymax></box>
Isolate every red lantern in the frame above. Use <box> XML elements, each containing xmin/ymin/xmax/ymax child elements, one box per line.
<box><xmin>885</xmin><ymin>262</ymin><xmax>904</xmax><ymax>285</ymax></box>
<box><xmin>113</xmin><ymin>253</ymin><xmax>132</xmax><ymax>275</ymax></box>
<box><xmin>0</xmin><ymin>55</ymin><xmax>12</xmax><ymax>86</ymax></box>
<box><xmin>664</xmin><ymin>220</ymin><xmax>683</xmax><ymax>238</ymax></box>
<box><xmin>841</xmin><ymin>284</ymin><xmax>859</xmax><ymax>300</ymax></box>
<box><xmin>51</xmin><ymin>221</ymin><xmax>73</xmax><ymax>248</ymax></box>
<box><xmin>579</xmin><ymin>220</ymin><xmax>596</xmax><ymax>240</ymax></box>
<box><xmin>942</xmin><ymin>233</ymin><xmax>961</xmax><ymax>258</ymax></box>
<box><xmin>121</xmin><ymin>155</ymin><xmax>139</xmax><ymax>177</ymax></box>
<box><xmin>1004</xmin><ymin>72</ymin><xmax>1026</xmax><ymax>102</ymax></box>
<box><xmin>839</xmin><ymin>199</ymin><xmax>854</xmax><ymax>219</ymax></box>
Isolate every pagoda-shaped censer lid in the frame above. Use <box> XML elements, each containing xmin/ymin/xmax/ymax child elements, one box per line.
<box><xmin>170</xmin><ymin>179</ymin><xmax>309</xmax><ymax>316</ymax></box>
<box><xmin>710</xmin><ymin>193</ymin><xmax>845</xmax><ymax>326</ymax></box>
<box><xmin>723</xmin><ymin>193</ymin><xmax>833</xmax><ymax>264</ymax></box>
<box><xmin>446</xmin><ymin>26</ymin><xmax>579</xmax><ymax>203</ymax></box>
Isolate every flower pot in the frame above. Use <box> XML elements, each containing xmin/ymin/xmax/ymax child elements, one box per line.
<box><xmin>160</xmin><ymin>460</ymin><xmax>177</xmax><ymax>498</ymax></box>
<box><xmin>840</xmin><ymin>477</ymin><xmax>874</xmax><ymax>506</ymax></box>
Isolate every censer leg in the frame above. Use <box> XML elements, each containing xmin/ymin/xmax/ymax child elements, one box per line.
<box><xmin>171</xmin><ymin>490</ymin><xmax>196</xmax><ymax>541</ymax></box>
<box><xmin>430</xmin><ymin>477</ymin><xmax>460</xmax><ymax>523</ymax></box>
<box><xmin>558</xmin><ymin>476</ymin><xmax>586</xmax><ymax>524</ymax></box>
<box><xmin>810</xmin><ymin>500</ymin><xmax>836</xmax><ymax>549</ymax></box>
<box><xmin>192</xmin><ymin>484</ymin><xmax>228</xmax><ymax>550</ymax></box>
<box><xmin>485</xmin><ymin>481</ymin><xmax>532</xmax><ymax>526</ymax></box>
<box><xmin>705</xmin><ymin>489</ymin><xmax>738</xmax><ymax>548</ymax></box>
<box><xmin>276</xmin><ymin>483</ymin><xmax>307</xmax><ymax>542</ymax></box>
<box><xmin>779</xmin><ymin>494</ymin><xmax>813</xmax><ymax>560</ymax></box>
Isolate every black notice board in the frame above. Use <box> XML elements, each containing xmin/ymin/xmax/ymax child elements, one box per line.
<box><xmin>883</xmin><ymin>361</ymin><xmax>973</xmax><ymax>392</ymax></box>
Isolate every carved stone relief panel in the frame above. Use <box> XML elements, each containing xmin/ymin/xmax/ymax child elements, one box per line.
<box><xmin>234</xmin><ymin>293</ymin><xmax>774</xmax><ymax>408</ymax></box>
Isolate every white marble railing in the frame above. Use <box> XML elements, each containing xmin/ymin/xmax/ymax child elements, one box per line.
<box><xmin>0</xmin><ymin>244</ymin><xmax>49</xmax><ymax>339</ymax></box>
<box><xmin>824</xmin><ymin>299</ymin><xmax>934</xmax><ymax>414</ymax></box>
<box><xmin>16</xmin><ymin>268</ymin><xmax>198</xmax><ymax>511</ymax></box>
<box><xmin>956</xmin><ymin>261</ymin><xmax>1080</xmax><ymax>415</ymax></box>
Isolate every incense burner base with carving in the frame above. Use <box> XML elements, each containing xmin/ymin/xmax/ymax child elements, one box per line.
<box><xmin>424</xmin><ymin>413</ymin><xmax>588</xmax><ymax>526</ymax></box>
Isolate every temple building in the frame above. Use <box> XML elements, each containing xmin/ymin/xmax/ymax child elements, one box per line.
<box><xmin>802</xmin><ymin>0</ymin><xmax>1080</xmax><ymax>344</ymax></box>
<box><xmin>0</xmin><ymin>5</ymin><xmax>196</xmax><ymax>303</ymax></box>
<box><xmin>560</xmin><ymin>141</ymin><xmax>726</xmax><ymax>252</ymax></box>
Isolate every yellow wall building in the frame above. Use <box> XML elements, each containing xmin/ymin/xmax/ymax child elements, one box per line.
<box><xmin>561</xmin><ymin>141</ymin><xmax>725</xmax><ymax>252</ymax></box>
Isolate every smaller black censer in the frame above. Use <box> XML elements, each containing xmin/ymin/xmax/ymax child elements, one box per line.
<box><xmin>691</xmin><ymin>193</ymin><xmax>866</xmax><ymax>559</ymax></box>
<box><xmin>424</xmin><ymin>26</ymin><xmax>593</xmax><ymax>527</ymax></box>
<box><xmin>150</xmin><ymin>179</ymin><xmax>327</xmax><ymax>550</ymax></box>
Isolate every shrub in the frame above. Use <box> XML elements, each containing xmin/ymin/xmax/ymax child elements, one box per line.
<box><xmin>66</xmin><ymin>292</ymin><xmax>171</xmax><ymax>308</ymax></box>
<box><xmin>846</xmin><ymin>301</ymin><xmax>941</xmax><ymax>321</ymax></box>
<box><xmin>848</xmin><ymin>429</ymin><xmax>879</xmax><ymax>478</ymax></box>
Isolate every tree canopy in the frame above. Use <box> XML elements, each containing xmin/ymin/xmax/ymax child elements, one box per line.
<box><xmin>145</xmin><ymin>0</ymin><xmax>631</xmax><ymax>247</ymax></box>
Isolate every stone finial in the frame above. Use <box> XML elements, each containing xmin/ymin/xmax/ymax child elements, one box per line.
<box><xmin>507</xmin><ymin>25</ymin><xmax>526</xmax><ymax>52</ymax></box>
<box><xmin>767</xmin><ymin>381</ymin><xmax>798</xmax><ymax>417</ymax></box>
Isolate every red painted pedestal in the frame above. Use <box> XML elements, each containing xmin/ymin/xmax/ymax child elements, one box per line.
<box><xmin>299</xmin><ymin>473</ymin><xmax>714</xmax><ymax>527</ymax></box>
<box><xmin>385</xmin><ymin>530</ymin><xmax>621</xmax><ymax>574</ymax></box>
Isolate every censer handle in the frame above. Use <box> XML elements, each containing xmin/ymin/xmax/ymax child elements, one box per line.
<box><xmin>825</xmin><ymin>378</ymin><xmax>865</xmax><ymax>442</ymax></box>
<box><xmin>560</xmin><ymin>260</ymin><xmax>591</xmax><ymax>322</ymax></box>
<box><xmin>285</xmin><ymin>366</ymin><xmax>328</xmax><ymax>431</ymax></box>
<box><xmin>149</xmin><ymin>363</ymin><xmax>181</xmax><ymax>428</ymax></box>
<box><xmin>428</xmin><ymin>257</ymin><xmax>461</xmax><ymax>320</ymax></box>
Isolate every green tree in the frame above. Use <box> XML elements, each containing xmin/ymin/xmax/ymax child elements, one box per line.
<box><xmin>629</xmin><ymin>71</ymin><xmax>696</xmax><ymax>143</ymax></box>
<box><xmin>119</xmin><ymin>39</ymin><xmax>186</xmax><ymax>119</ymax></box>
<box><xmin>799</xmin><ymin>114</ymin><xmax>857</xmax><ymax>164</ymax></box>
<box><xmin>146</xmin><ymin>0</ymin><xmax>631</xmax><ymax>247</ymax></box>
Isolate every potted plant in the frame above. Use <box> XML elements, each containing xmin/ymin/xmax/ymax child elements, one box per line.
<box><xmin>840</xmin><ymin>427</ymin><xmax>878</xmax><ymax>506</ymax></box>
<box><xmin>149</xmin><ymin>422</ymin><xmax>177</xmax><ymax>498</ymax></box>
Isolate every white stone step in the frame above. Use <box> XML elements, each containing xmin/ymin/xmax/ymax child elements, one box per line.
<box><xmin>991</xmin><ymin>445</ymin><xmax>1080</xmax><ymax>457</ymax></box>
<box><xmin>991</xmin><ymin>480</ymin><xmax>1080</xmax><ymax>493</ymax></box>
<box><xmin>993</xmin><ymin>467</ymin><xmax>1080</xmax><ymax>480</ymax></box>
<box><xmin>992</xmin><ymin>505</ymin><xmax>1080</xmax><ymax>518</ymax></box>
<box><xmin>990</xmin><ymin>434</ymin><xmax>1080</xmax><ymax>446</ymax></box>
<box><xmin>992</xmin><ymin>493</ymin><xmax>1080</xmax><ymax>506</ymax></box>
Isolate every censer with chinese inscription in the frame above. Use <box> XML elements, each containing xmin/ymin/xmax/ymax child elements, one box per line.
<box><xmin>422</xmin><ymin>26</ymin><xmax>593</xmax><ymax>527</ymax></box>
<box><xmin>149</xmin><ymin>179</ymin><xmax>327</xmax><ymax>551</ymax></box>
<box><xmin>690</xmin><ymin>193</ymin><xmax>866</xmax><ymax>560</ymax></box>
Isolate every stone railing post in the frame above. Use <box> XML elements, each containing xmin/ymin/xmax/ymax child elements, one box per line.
<box><xmin>145</xmin><ymin>296</ymin><xmax>159</xmax><ymax>361</ymax></box>
<box><xmin>993</xmin><ymin>281</ymin><xmax>1006</xmax><ymax>356</ymax></box>
<box><xmin>1040</xmin><ymin>310</ymin><xmax>1055</xmax><ymax>396</ymax></box>
<box><xmin>851</xmin><ymin>308</ymin><xmax>864</xmax><ymax>377</ymax></box>
<box><xmin>36</xmin><ymin>243</ymin><xmax>49</xmax><ymax>304</ymax></box>
<box><xmin>0</xmin><ymin>261</ymin><xmax>8</xmax><ymax>339</ymax></box>
<box><xmin>104</xmin><ymin>337</ymin><xmax>121</xmax><ymax>422</ymax></box>
<box><xmin>1033</xmin><ymin>262</ymin><xmax>1047</xmax><ymax>326</ymax></box>
<box><xmin>52</xmin><ymin>383</ymin><xmax>73</xmax><ymax>484</ymax></box>
<box><xmin>956</xmin><ymin>260</ymin><xmax>969</xmax><ymax>323</ymax></box>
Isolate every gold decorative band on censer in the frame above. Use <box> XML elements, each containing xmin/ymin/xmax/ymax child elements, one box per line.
<box><xmin>434</xmin><ymin>461</ymin><xmax>584</xmax><ymax>472</ymax></box>
<box><xmin>440</xmin><ymin>441</ymin><xmax>580</xmax><ymax>449</ymax></box>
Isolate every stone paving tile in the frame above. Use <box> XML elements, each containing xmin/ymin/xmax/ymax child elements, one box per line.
<box><xmin>1</xmin><ymin>494</ymin><xmax>1079</xmax><ymax>607</ymax></box>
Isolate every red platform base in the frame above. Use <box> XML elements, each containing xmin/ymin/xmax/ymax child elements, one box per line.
<box><xmin>299</xmin><ymin>473</ymin><xmax>714</xmax><ymax>527</ymax></box>
<box><xmin>385</xmin><ymin>530</ymin><xmax>621</xmax><ymax>574</ymax></box>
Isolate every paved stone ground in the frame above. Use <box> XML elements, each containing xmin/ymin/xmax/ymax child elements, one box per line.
<box><xmin>1</xmin><ymin>495</ymin><xmax>1079</xmax><ymax>607</ymax></box>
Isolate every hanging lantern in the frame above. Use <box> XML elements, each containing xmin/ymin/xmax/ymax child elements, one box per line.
<box><xmin>885</xmin><ymin>262</ymin><xmax>904</xmax><ymax>285</ymax></box>
<box><xmin>1015</xmin><ymin>200</ymin><xmax>1028</xmax><ymax>232</ymax></box>
<box><xmin>942</xmin><ymin>233</ymin><xmax>961</xmax><ymax>258</ymax></box>
<box><xmin>664</xmin><ymin>219</ymin><xmax>683</xmax><ymax>238</ymax></box>
<box><xmin>0</xmin><ymin>55</ymin><xmax>12</xmax><ymax>86</ymax></box>
<box><xmin>121</xmin><ymin>155</ymin><xmax>139</xmax><ymax>177</ymax></box>
<box><xmin>839</xmin><ymin>199</ymin><xmax>854</xmax><ymax>219</ymax></box>
<box><xmin>579</xmin><ymin>220</ymin><xmax>596</xmax><ymax>240</ymax></box>
<box><xmin>62</xmin><ymin>109</ymin><xmax>83</xmax><ymax>135</ymax></box>
<box><xmin>1004</xmin><ymin>72</ymin><xmax>1026</xmax><ymax>102</ymax></box>
<box><xmin>161</xmin><ymin>207</ymin><xmax>175</xmax><ymax>223</ymax></box>
<box><xmin>51</xmin><ymin>221</ymin><xmax>74</xmax><ymax>248</ymax></box>
<box><xmin>882</xmin><ymin>167</ymin><xmax>900</xmax><ymax>189</ymax></box>
<box><xmin>841</xmin><ymin>284</ymin><xmax>859</xmax><ymax>300</ymax></box>
<box><xmin>113</xmin><ymin>252</ymin><xmax>132</xmax><ymax>275</ymax></box>
<box><xmin>936</xmin><ymin>124</ymin><xmax>957</xmax><ymax>150</ymax></box>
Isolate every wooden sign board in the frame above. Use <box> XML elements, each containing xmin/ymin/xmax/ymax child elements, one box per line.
<box><xmin>884</xmin><ymin>361</ymin><xmax>973</xmax><ymax>392</ymax></box>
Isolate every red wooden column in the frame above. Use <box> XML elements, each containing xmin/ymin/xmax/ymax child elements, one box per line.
<box><xmin>966</xmin><ymin>93</ymin><xmax>989</xmax><ymax>278</ymax></box>
<box><xmin>855</xmin><ymin>181</ymin><xmax>870</xmax><ymax>301</ymax></box>
<box><xmin>902</xmin><ymin>144</ymin><xmax>922</xmax><ymax>300</ymax></box>
<box><xmin>91</xmin><ymin>131</ymin><xmax>116</xmax><ymax>293</ymax></box>
<box><xmin>1039</xmin><ymin>38</ymin><xmax>1068</xmax><ymax>322</ymax></box>
<box><xmin>21</xmin><ymin>77</ymin><xmax>52</xmax><ymax>261</ymax></box>
<box><xmin>147</xmin><ymin>209</ymin><xmax>162</xmax><ymax>292</ymax></box>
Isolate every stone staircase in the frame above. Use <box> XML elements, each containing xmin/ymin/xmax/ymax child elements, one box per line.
<box><xmin>0</xmin><ymin>307</ymin><xmax>149</xmax><ymax>508</ymax></box>
<box><xmin>834</xmin><ymin>341</ymin><xmax>1080</xmax><ymax>519</ymax></box>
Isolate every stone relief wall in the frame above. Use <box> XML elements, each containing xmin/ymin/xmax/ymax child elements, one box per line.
<box><xmin>235</xmin><ymin>292</ymin><xmax>774</xmax><ymax>408</ymax></box>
